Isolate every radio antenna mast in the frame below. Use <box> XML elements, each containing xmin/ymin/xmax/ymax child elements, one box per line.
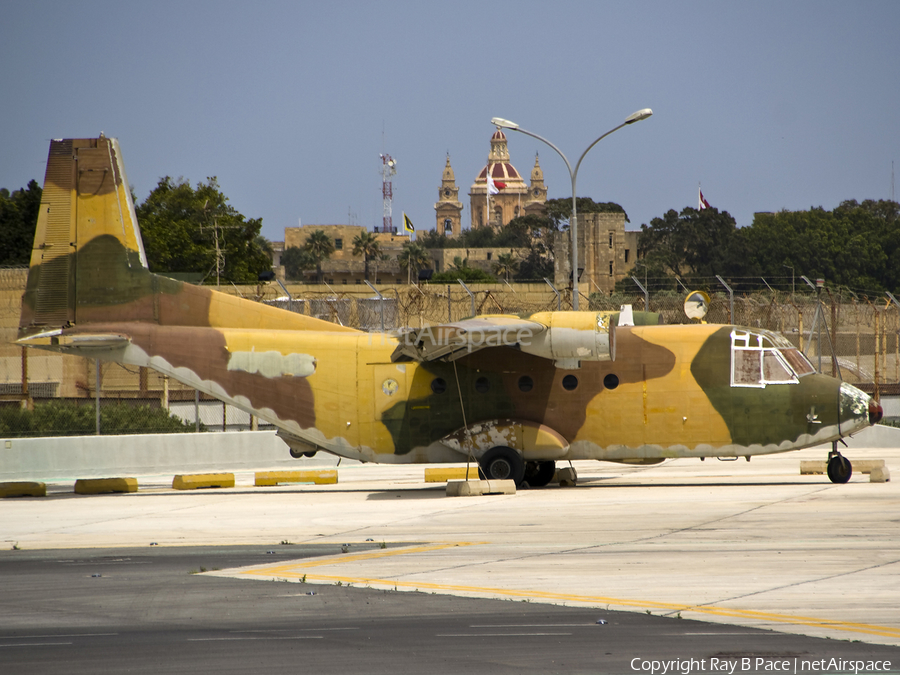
<box><xmin>380</xmin><ymin>152</ymin><xmax>396</xmax><ymax>233</ymax></box>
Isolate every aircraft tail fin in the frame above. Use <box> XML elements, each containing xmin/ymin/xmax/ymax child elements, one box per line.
<box><xmin>19</xmin><ymin>137</ymin><xmax>148</xmax><ymax>334</ymax></box>
<box><xmin>18</xmin><ymin>137</ymin><xmax>357</xmax><ymax>338</ymax></box>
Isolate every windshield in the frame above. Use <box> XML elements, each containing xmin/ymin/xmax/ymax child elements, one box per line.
<box><xmin>730</xmin><ymin>330</ymin><xmax>802</xmax><ymax>387</ymax></box>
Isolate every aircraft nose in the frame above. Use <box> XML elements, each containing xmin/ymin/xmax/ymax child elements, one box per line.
<box><xmin>838</xmin><ymin>382</ymin><xmax>879</xmax><ymax>433</ymax></box>
<box><xmin>869</xmin><ymin>398</ymin><xmax>884</xmax><ymax>425</ymax></box>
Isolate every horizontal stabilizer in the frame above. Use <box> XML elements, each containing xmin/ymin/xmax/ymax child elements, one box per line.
<box><xmin>17</xmin><ymin>330</ymin><xmax>132</xmax><ymax>352</ymax></box>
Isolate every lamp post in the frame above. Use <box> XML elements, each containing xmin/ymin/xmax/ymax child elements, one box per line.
<box><xmin>491</xmin><ymin>109</ymin><xmax>652</xmax><ymax>310</ymax></box>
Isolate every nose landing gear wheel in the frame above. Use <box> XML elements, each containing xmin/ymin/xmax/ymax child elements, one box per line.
<box><xmin>827</xmin><ymin>452</ymin><xmax>852</xmax><ymax>484</ymax></box>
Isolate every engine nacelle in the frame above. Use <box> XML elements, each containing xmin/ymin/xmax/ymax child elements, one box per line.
<box><xmin>518</xmin><ymin>312</ymin><xmax>615</xmax><ymax>369</ymax></box>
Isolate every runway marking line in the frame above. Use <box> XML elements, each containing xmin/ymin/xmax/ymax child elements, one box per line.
<box><xmin>222</xmin><ymin>542</ymin><xmax>900</xmax><ymax>642</ymax></box>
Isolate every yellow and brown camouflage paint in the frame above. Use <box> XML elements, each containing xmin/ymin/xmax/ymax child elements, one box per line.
<box><xmin>17</xmin><ymin>137</ymin><xmax>878</xmax><ymax>469</ymax></box>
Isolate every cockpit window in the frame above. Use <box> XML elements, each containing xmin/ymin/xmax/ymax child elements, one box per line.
<box><xmin>730</xmin><ymin>330</ymin><xmax>801</xmax><ymax>387</ymax></box>
<box><xmin>763</xmin><ymin>351</ymin><xmax>795</xmax><ymax>382</ymax></box>
<box><xmin>780</xmin><ymin>348</ymin><xmax>815</xmax><ymax>376</ymax></box>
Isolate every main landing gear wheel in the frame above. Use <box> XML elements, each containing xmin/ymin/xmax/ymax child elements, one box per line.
<box><xmin>478</xmin><ymin>446</ymin><xmax>526</xmax><ymax>487</ymax></box>
<box><xmin>827</xmin><ymin>453</ymin><xmax>852</xmax><ymax>484</ymax></box>
<box><xmin>523</xmin><ymin>460</ymin><xmax>556</xmax><ymax>488</ymax></box>
<box><xmin>289</xmin><ymin>448</ymin><xmax>318</xmax><ymax>459</ymax></box>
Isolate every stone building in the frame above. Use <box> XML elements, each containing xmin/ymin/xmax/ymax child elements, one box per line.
<box><xmin>428</xmin><ymin>247</ymin><xmax>529</xmax><ymax>276</ymax></box>
<box><xmin>283</xmin><ymin>224</ymin><xmax>410</xmax><ymax>284</ymax></box>
<box><xmin>433</xmin><ymin>155</ymin><xmax>464</xmax><ymax>238</ymax></box>
<box><xmin>553</xmin><ymin>212</ymin><xmax>639</xmax><ymax>295</ymax></box>
<box><xmin>468</xmin><ymin>129</ymin><xmax>548</xmax><ymax>230</ymax></box>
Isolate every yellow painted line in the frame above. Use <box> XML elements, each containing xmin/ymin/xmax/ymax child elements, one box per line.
<box><xmin>228</xmin><ymin>542</ymin><xmax>900</xmax><ymax>641</ymax></box>
<box><xmin>239</xmin><ymin>542</ymin><xmax>483</xmax><ymax>576</ymax></box>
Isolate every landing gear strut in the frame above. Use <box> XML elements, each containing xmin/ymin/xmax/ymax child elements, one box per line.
<box><xmin>827</xmin><ymin>442</ymin><xmax>852</xmax><ymax>484</ymax></box>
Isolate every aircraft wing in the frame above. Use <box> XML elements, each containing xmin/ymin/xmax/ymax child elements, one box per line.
<box><xmin>391</xmin><ymin>316</ymin><xmax>546</xmax><ymax>362</ymax></box>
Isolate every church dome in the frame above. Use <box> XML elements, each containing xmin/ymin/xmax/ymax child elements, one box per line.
<box><xmin>474</xmin><ymin>128</ymin><xmax>525</xmax><ymax>188</ymax></box>
<box><xmin>476</xmin><ymin>162</ymin><xmax>521</xmax><ymax>183</ymax></box>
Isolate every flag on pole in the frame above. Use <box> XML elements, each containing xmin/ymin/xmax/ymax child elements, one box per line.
<box><xmin>699</xmin><ymin>187</ymin><xmax>710</xmax><ymax>210</ymax></box>
<box><xmin>403</xmin><ymin>213</ymin><xmax>415</xmax><ymax>233</ymax></box>
<box><xmin>486</xmin><ymin>166</ymin><xmax>506</xmax><ymax>195</ymax></box>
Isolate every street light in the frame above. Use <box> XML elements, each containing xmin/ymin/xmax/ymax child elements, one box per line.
<box><xmin>491</xmin><ymin>109</ymin><xmax>652</xmax><ymax>310</ymax></box>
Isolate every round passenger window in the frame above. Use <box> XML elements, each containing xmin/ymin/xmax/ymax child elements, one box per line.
<box><xmin>562</xmin><ymin>374</ymin><xmax>578</xmax><ymax>391</ymax></box>
<box><xmin>603</xmin><ymin>374</ymin><xmax>619</xmax><ymax>390</ymax></box>
<box><xmin>518</xmin><ymin>375</ymin><xmax>534</xmax><ymax>392</ymax></box>
<box><xmin>431</xmin><ymin>378</ymin><xmax>447</xmax><ymax>394</ymax></box>
<box><xmin>475</xmin><ymin>377</ymin><xmax>490</xmax><ymax>394</ymax></box>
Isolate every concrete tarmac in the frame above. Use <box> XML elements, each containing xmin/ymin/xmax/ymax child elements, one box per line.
<box><xmin>2</xmin><ymin>545</ymin><xmax>899</xmax><ymax>675</ymax></box>
<box><xmin>2</xmin><ymin>445</ymin><xmax>899</xmax><ymax>651</ymax></box>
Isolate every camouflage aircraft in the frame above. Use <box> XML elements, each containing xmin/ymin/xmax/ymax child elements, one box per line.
<box><xmin>17</xmin><ymin>137</ymin><xmax>883</xmax><ymax>487</ymax></box>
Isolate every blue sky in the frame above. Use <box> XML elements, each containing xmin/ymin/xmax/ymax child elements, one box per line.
<box><xmin>2</xmin><ymin>1</ymin><xmax>898</xmax><ymax>243</ymax></box>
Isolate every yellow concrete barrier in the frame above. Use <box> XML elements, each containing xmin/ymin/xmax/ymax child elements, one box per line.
<box><xmin>425</xmin><ymin>466</ymin><xmax>481</xmax><ymax>482</ymax></box>
<box><xmin>254</xmin><ymin>470</ymin><xmax>338</xmax><ymax>486</ymax></box>
<box><xmin>74</xmin><ymin>478</ymin><xmax>138</xmax><ymax>494</ymax></box>
<box><xmin>0</xmin><ymin>481</ymin><xmax>47</xmax><ymax>498</ymax></box>
<box><xmin>173</xmin><ymin>473</ymin><xmax>235</xmax><ymax>490</ymax></box>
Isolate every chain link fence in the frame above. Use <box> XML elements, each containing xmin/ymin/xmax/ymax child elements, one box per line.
<box><xmin>2</xmin><ymin>269</ymin><xmax>898</xmax><ymax>436</ymax></box>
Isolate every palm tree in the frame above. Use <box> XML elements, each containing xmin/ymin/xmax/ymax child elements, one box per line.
<box><xmin>254</xmin><ymin>234</ymin><xmax>274</xmax><ymax>259</ymax></box>
<box><xmin>281</xmin><ymin>246</ymin><xmax>316</xmax><ymax>281</ymax></box>
<box><xmin>397</xmin><ymin>242</ymin><xmax>431</xmax><ymax>282</ymax></box>
<box><xmin>451</xmin><ymin>255</ymin><xmax>469</xmax><ymax>271</ymax></box>
<box><xmin>491</xmin><ymin>252</ymin><xmax>519</xmax><ymax>281</ymax></box>
<box><xmin>352</xmin><ymin>231</ymin><xmax>381</xmax><ymax>282</ymax></box>
<box><xmin>302</xmin><ymin>230</ymin><xmax>335</xmax><ymax>283</ymax></box>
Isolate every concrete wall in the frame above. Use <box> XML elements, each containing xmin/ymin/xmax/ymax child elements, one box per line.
<box><xmin>0</xmin><ymin>430</ymin><xmax>342</xmax><ymax>482</ymax></box>
<box><xmin>829</xmin><ymin>424</ymin><xmax>900</xmax><ymax>449</ymax></box>
<box><xmin>2</xmin><ymin>424</ymin><xmax>896</xmax><ymax>483</ymax></box>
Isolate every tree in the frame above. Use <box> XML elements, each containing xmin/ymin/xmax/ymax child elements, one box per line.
<box><xmin>544</xmin><ymin>197</ymin><xmax>629</xmax><ymax>230</ymax></box>
<box><xmin>746</xmin><ymin>203</ymin><xmax>892</xmax><ymax>293</ymax></box>
<box><xmin>397</xmin><ymin>242</ymin><xmax>430</xmax><ymax>280</ymax></box>
<box><xmin>352</xmin><ymin>231</ymin><xmax>381</xmax><ymax>281</ymax></box>
<box><xmin>302</xmin><ymin>229</ymin><xmax>335</xmax><ymax>283</ymax></box>
<box><xmin>430</xmin><ymin>256</ymin><xmax>496</xmax><ymax>282</ymax></box>
<box><xmin>416</xmin><ymin>229</ymin><xmax>452</xmax><ymax>249</ymax></box>
<box><xmin>136</xmin><ymin>176</ymin><xmax>272</xmax><ymax>283</ymax></box>
<box><xmin>459</xmin><ymin>226</ymin><xmax>497</xmax><ymax>248</ymax></box>
<box><xmin>485</xmin><ymin>214</ymin><xmax>557</xmax><ymax>281</ymax></box>
<box><xmin>637</xmin><ymin>206</ymin><xmax>751</xmax><ymax>286</ymax></box>
<box><xmin>0</xmin><ymin>180</ymin><xmax>42</xmax><ymax>266</ymax></box>
<box><xmin>254</xmin><ymin>235</ymin><xmax>274</xmax><ymax>259</ymax></box>
<box><xmin>491</xmin><ymin>252</ymin><xmax>519</xmax><ymax>281</ymax></box>
<box><xmin>281</xmin><ymin>245</ymin><xmax>317</xmax><ymax>281</ymax></box>
<box><xmin>515</xmin><ymin>249</ymin><xmax>555</xmax><ymax>281</ymax></box>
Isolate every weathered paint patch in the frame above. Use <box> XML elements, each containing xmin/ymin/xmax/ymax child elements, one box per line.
<box><xmin>227</xmin><ymin>350</ymin><xmax>316</xmax><ymax>378</ymax></box>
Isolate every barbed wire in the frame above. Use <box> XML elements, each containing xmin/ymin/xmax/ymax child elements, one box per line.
<box><xmin>2</xmin><ymin>276</ymin><xmax>899</xmax><ymax>436</ymax></box>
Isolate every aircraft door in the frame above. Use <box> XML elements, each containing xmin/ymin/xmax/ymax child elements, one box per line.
<box><xmin>372</xmin><ymin>363</ymin><xmax>410</xmax><ymax>455</ymax></box>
